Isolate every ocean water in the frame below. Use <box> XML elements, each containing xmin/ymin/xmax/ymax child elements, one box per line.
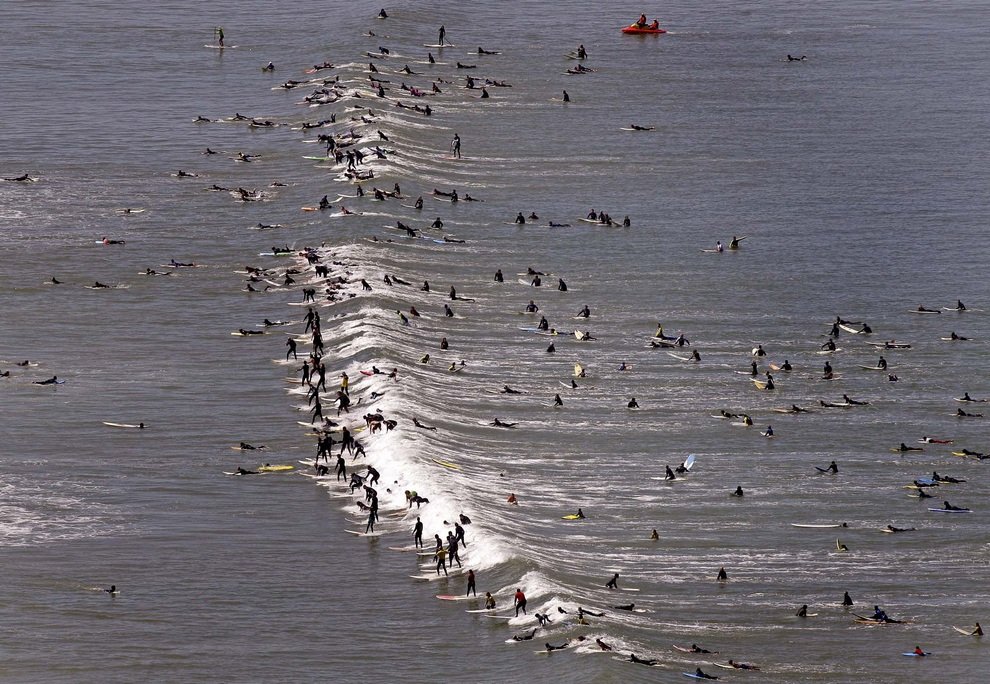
<box><xmin>1</xmin><ymin>1</ymin><xmax>989</xmax><ymax>682</ymax></box>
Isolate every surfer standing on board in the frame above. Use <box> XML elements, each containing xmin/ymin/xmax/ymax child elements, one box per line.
<box><xmin>216</xmin><ymin>27</ymin><xmax>224</xmax><ymax>47</ymax></box>
<box><xmin>438</xmin><ymin>24</ymin><xmax>446</xmax><ymax>46</ymax></box>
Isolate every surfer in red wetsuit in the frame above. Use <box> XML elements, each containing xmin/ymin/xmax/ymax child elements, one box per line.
<box><xmin>514</xmin><ymin>588</ymin><xmax>527</xmax><ymax>615</ymax></box>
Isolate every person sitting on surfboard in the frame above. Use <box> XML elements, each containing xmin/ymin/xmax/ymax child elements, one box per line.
<box><xmin>732</xmin><ymin>486</ymin><xmax>744</xmax><ymax>497</ymax></box>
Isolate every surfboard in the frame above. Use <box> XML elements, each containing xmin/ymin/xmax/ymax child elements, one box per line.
<box><xmin>410</xmin><ymin>571</ymin><xmax>466</xmax><ymax>581</ymax></box>
<box><xmin>909</xmin><ymin>309</ymin><xmax>940</xmax><ymax>314</ymax></box>
<box><xmin>436</xmin><ymin>594</ymin><xmax>476</xmax><ymax>601</ymax></box>
<box><xmin>752</xmin><ymin>380</ymin><xmax>768</xmax><ymax>389</ymax></box>
<box><xmin>673</xmin><ymin>645</ymin><xmax>717</xmax><ymax>654</ymax></box>
<box><xmin>205</xmin><ymin>44</ymin><xmax>238</xmax><ymax>49</ymax></box>
<box><xmin>347</xmin><ymin>530</ymin><xmax>392</xmax><ymax>537</ymax></box>
<box><xmin>816</xmin><ymin>348</ymin><xmax>842</xmax><ymax>354</ymax></box>
<box><xmin>858</xmin><ymin>365</ymin><xmax>887</xmax><ymax>371</ymax></box>
<box><xmin>258</xmin><ymin>464</ymin><xmax>294</xmax><ymax>472</ymax></box>
<box><xmin>561</xmin><ymin>514</ymin><xmax>584</xmax><ymax>520</ymax></box>
<box><xmin>423</xmin><ymin>43</ymin><xmax>455</xmax><ymax>48</ymax></box>
<box><xmin>839</xmin><ymin>324</ymin><xmax>867</xmax><ymax>334</ymax></box>
<box><xmin>902</xmin><ymin>652</ymin><xmax>931</xmax><ymax>657</ymax></box>
<box><xmin>682</xmin><ymin>674</ymin><xmax>714</xmax><ymax>680</ymax></box>
<box><xmin>667</xmin><ymin>352</ymin><xmax>693</xmax><ymax>362</ymax></box>
<box><xmin>619</xmin><ymin>126</ymin><xmax>655</xmax><ymax>131</ymax></box>
<box><xmin>730</xmin><ymin>421</ymin><xmax>752</xmax><ymax>427</ymax></box>
<box><xmin>682</xmin><ymin>454</ymin><xmax>696</xmax><ymax>471</ymax></box>
<box><xmin>791</xmin><ymin>523</ymin><xmax>846</xmax><ymax>528</ymax></box>
<box><xmin>102</xmin><ymin>421</ymin><xmax>145</xmax><ymax>428</ymax></box>
<box><xmin>928</xmin><ymin>508</ymin><xmax>971</xmax><ymax>513</ymax></box>
<box><xmin>953</xmin><ymin>626</ymin><xmax>980</xmax><ymax>636</ymax></box>
<box><xmin>431</xmin><ymin>458</ymin><xmax>461</xmax><ymax>470</ymax></box>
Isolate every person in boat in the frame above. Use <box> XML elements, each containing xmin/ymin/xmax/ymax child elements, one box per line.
<box><xmin>636</xmin><ymin>14</ymin><xmax>647</xmax><ymax>27</ymax></box>
<box><xmin>648</xmin><ymin>19</ymin><xmax>660</xmax><ymax>30</ymax></box>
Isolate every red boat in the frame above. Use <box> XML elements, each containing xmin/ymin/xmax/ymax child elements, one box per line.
<box><xmin>621</xmin><ymin>24</ymin><xmax>666</xmax><ymax>34</ymax></box>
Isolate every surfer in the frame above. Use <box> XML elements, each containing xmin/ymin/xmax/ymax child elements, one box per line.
<box><xmin>796</xmin><ymin>604</ymin><xmax>808</xmax><ymax>617</ymax></box>
<box><xmin>490</xmin><ymin>418</ymin><xmax>517</xmax><ymax>428</ymax></box>
<box><xmin>605</xmin><ymin>573</ymin><xmax>619</xmax><ymax>589</ymax></box>
<box><xmin>595</xmin><ymin>638</ymin><xmax>612</xmax><ymax>651</ymax></box>
<box><xmin>942</xmin><ymin>500</ymin><xmax>968</xmax><ymax>511</ymax></box>
<box><xmin>690</xmin><ymin>644</ymin><xmax>715</xmax><ymax>654</ymax></box>
<box><xmin>575</xmin><ymin>508</ymin><xmax>585</xmax><ymax>519</ymax></box>
<box><xmin>885</xmin><ymin>525</ymin><xmax>916</xmax><ymax>533</ymax></box>
<box><xmin>629</xmin><ymin>654</ymin><xmax>658</xmax><ymax>667</ymax></box>
<box><xmin>105</xmin><ymin>585</ymin><xmax>117</xmax><ymax>596</ymax></box>
<box><xmin>717</xmin><ymin>567</ymin><xmax>728</xmax><ymax>581</ymax></box>
<box><xmin>34</xmin><ymin>376</ymin><xmax>59</xmax><ymax>385</ymax></box>
<box><xmin>465</xmin><ymin>569</ymin><xmax>476</xmax><ymax>597</ymax></box>
<box><xmin>437</xmin><ymin>24</ymin><xmax>446</xmax><ymax>46</ymax></box>
<box><xmin>514</xmin><ymin>588</ymin><xmax>527</xmax><ymax>616</ymax></box>
<box><xmin>451</xmin><ymin>133</ymin><xmax>461</xmax><ymax>158</ymax></box>
<box><xmin>235</xmin><ymin>467</ymin><xmax>259</xmax><ymax>475</ymax></box>
<box><xmin>434</xmin><ymin>547</ymin><xmax>448</xmax><ymax>576</ymax></box>
<box><xmin>877</xmin><ymin>355</ymin><xmax>887</xmax><ymax>369</ymax></box>
<box><xmin>664</xmin><ymin>465</ymin><xmax>676</xmax><ymax>480</ymax></box>
<box><xmin>843</xmin><ymin>592</ymin><xmax>853</xmax><ymax>606</ymax></box>
<box><xmin>821</xmin><ymin>338</ymin><xmax>836</xmax><ymax>351</ymax></box>
<box><xmin>562</xmin><ymin>90</ymin><xmax>570</xmax><ymax>102</ymax></box>
<box><xmin>507</xmin><ymin>493</ymin><xmax>518</xmax><ymax>505</ymax></box>
<box><xmin>511</xmin><ymin>629</ymin><xmax>537</xmax><ymax>642</ymax></box>
<box><xmin>650</xmin><ymin>529</ymin><xmax>659</xmax><ymax>540</ymax></box>
<box><xmin>553</xmin><ymin>394</ymin><xmax>563</xmax><ymax>406</ymax></box>
<box><xmin>500</xmin><ymin>386</ymin><xmax>522</xmax><ymax>394</ymax></box>
<box><xmin>216</xmin><ymin>26</ymin><xmax>224</xmax><ymax>47</ymax></box>
<box><xmin>413</xmin><ymin>418</ymin><xmax>438</xmax><ymax>431</ymax></box>
<box><xmin>628</xmin><ymin>397</ymin><xmax>639</xmax><ymax>408</ymax></box>
<box><xmin>728</xmin><ymin>660</ymin><xmax>760</xmax><ymax>671</ymax></box>
<box><xmin>515</xmin><ymin>212</ymin><xmax>526</xmax><ymax>225</ymax></box>
<box><xmin>484</xmin><ymin>592</ymin><xmax>496</xmax><ymax>609</ymax></box>
<box><xmin>691</xmin><ymin>668</ymin><xmax>719</xmax><ymax>680</ymax></box>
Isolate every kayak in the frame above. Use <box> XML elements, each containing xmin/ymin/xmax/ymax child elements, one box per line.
<box><xmin>622</xmin><ymin>25</ymin><xmax>666</xmax><ymax>34</ymax></box>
